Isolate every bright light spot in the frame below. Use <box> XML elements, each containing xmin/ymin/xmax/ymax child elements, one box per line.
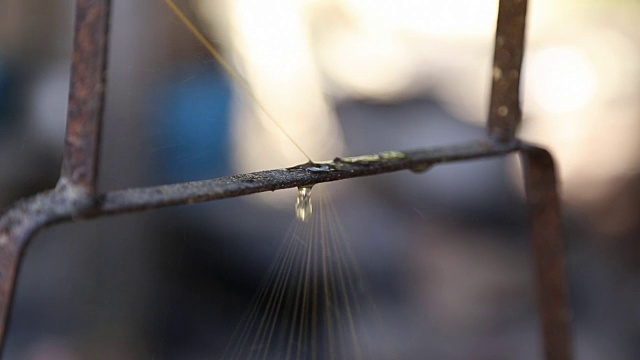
<box><xmin>229</xmin><ymin>0</ymin><xmax>344</xmax><ymax>171</ymax></box>
<box><xmin>345</xmin><ymin>0</ymin><xmax>496</xmax><ymax>38</ymax></box>
<box><xmin>520</xmin><ymin>31</ymin><xmax>640</xmax><ymax>212</ymax></box>
<box><xmin>528</xmin><ymin>46</ymin><xmax>597</xmax><ymax>114</ymax></box>
<box><xmin>319</xmin><ymin>30</ymin><xmax>414</xmax><ymax>98</ymax></box>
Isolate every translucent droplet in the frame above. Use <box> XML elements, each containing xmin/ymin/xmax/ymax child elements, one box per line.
<box><xmin>287</xmin><ymin>161</ymin><xmax>336</xmax><ymax>172</ymax></box>
<box><xmin>296</xmin><ymin>185</ymin><xmax>313</xmax><ymax>221</ymax></box>
<box><xmin>410</xmin><ymin>164</ymin><xmax>433</xmax><ymax>174</ymax></box>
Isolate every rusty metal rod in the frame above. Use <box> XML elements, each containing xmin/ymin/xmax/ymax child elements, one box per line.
<box><xmin>0</xmin><ymin>139</ymin><xmax>574</xmax><ymax>360</ymax></box>
<box><xmin>93</xmin><ymin>139</ymin><xmax>518</xmax><ymax>215</ymax></box>
<box><xmin>0</xmin><ymin>0</ymin><xmax>572</xmax><ymax>358</ymax></box>
<box><xmin>0</xmin><ymin>183</ymin><xmax>95</xmax><ymax>350</ymax></box>
<box><xmin>0</xmin><ymin>0</ymin><xmax>112</xmax><ymax>349</ymax></box>
<box><xmin>487</xmin><ymin>0</ymin><xmax>527</xmax><ymax>142</ymax></box>
<box><xmin>0</xmin><ymin>139</ymin><xmax>517</xmax><ymax>354</ymax></box>
<box><xmin>60</xmin><ymin>0</ymin><xmax>111</xmax><ymax>194</ymax></box>
<box><xmin>521</xmin><ymin>145</ymin><xmax>573</xmax><ymax>360</ymax></box>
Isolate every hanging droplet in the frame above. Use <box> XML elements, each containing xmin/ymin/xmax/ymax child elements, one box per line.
<box><xmin>410</xmin><ymin>164</ymin><xmax>433</xmax><ymax>174</ymax></box>
<box><xmin>296</xmin><ymin>185</ymin><xmax>313</xmax><ymax>221</ymax></box>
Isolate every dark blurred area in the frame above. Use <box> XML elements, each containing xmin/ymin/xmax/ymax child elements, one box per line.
<box><xmin>1</xmin><ymin>0</ymin><xmax>640</xmax><ymax>359</ymax></box>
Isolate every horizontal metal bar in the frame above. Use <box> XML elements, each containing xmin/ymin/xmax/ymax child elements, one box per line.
<box><xmin>0</xmin><ymin>138</ymin><xmax>518</xmax><ymax>354</ymax></box>
<box><xmin>95</xmin><ymin>139</ymin><xmax>518</xmax><ymax>216</ymax></box>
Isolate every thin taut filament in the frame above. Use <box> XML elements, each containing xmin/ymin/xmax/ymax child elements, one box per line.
<box><xmin>164</xmin><ymin>0</ymin><xmax>313</xmax><ymax>162</ymax></box>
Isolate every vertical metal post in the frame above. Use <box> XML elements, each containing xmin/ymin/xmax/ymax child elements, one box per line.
<box><xmin>521</xmin><ymin>146</ymin><xmax>573</xmax><ymax>360</ymax></box>
<box><xmin>0</xmin><ymin>1</ymin><xmax>575</xmax><ymax>359</ymax></box>
<box><xmin>61</xmin><ymin>0</ymin><xmax>111</xmax><ymax>194</ymax></box>
<box><xmin>0</xmin><ymin>0</ymin><xmax>112</xmax><ymax>353</ymax></box>
<box><xmin>488</xmin><ymin>0</ymin><xmax>527</xmax><ymax>142</ymax></box>
<box><xmin>488</xmin><ymin>2</ymin><xmax>572</xmax><ymax>358</ymax></box>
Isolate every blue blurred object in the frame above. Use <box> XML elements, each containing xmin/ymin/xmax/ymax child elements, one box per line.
<box><xmin>0</xmin><ymin>55</ymin><xmax>18</xmax><ymax>133</ymax></box>
<box><xmin>151</xmin><ymin>64</ymin><xmax>232</xmax><ymax>183</ymax></box>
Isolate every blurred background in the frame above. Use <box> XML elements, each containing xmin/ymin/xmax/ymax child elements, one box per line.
<box><xmin>1</xmin><ymin>0</ymin><xmax>640</xmax><ymax>358</ymax></box>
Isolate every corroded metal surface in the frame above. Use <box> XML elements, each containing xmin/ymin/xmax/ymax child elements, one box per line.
<box><xmin>521</xmin><ymin>145</ymin><xmax>573</xmax><ymax>360</ymax></box>
<box><xmin>0</xmin><ymin>0</ymin><xmax>573</xmax><ymax>359</ymax></box>
<box><xmin>0</xmin><ymin>139</ymin><xmax>517</xmax><ymax>352</ymax></box>
<box><xmin>0</xmin><ymin>0</ymin><xmax>111</xmax><ymax>350</ymax></box>
<box><xmin>488</xmin><ymin>0</ymin><xmax>528</xmax><ymax>142</ymax></box>
<box><xmin>61</xmin><ymin>0</ymin><xmax>111</xmax><ymax>193</ymax></box>
<box><xmin>0</xmin><ymin>182</ymin><xmax>95</xmax><ymax>349</ymax></box>
<box><xmin>96</xmin><ymin>140</ymin><xmax>518</xmax><ymax>216</ymax></box>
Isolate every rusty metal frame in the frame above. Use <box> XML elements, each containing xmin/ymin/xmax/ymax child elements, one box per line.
<box><xmin>0</xmin><ymin>0</ymin><xmax>572</xmax><ymax>358</ymax></box>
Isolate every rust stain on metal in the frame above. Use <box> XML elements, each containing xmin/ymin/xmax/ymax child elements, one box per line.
<box><xmin>0</xmin><ymin>185</ymin><xmax>96</xmax><ymax>349</ymax></box>
<box><xmin>95</xmin><ymin>140</ymin><xmax>517</xmax><ymax>215</ymax></box>
<box><xmin>0</xmin><ymin>0</ymin><xmax>574</xmax><ymax>359</ymax></box>
<box><xmin>61</xmin><ymin>0</ymin><xmax>111</xmax><ymax>193</ymax></box>
<box><xmin>0</xmin><ymin>138</ymin><xmax>519</xmax><ymax>355</ymax></box>
<box><xmin>0</xmin><ymin>0</ymin><xmax>112</xmax><ymax>351</ymax></box>
<box><xmin>521</xmin><ymin>146</ymin><xmax>573</xmax><ymax>360</ymax></box>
